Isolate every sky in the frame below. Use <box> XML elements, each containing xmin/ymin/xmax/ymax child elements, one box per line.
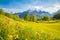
<box><xmin>0</xmin><ymin>0</ymin><xmax>60</xmax><ymax>14</ymax></box>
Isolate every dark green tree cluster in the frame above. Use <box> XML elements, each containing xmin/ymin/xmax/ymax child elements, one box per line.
<box><xmin>0</xmin><ymin>9</ymin><xmax>4</xmax><ymax>15</ymax></box>
<box><xmin>24</xmin><ymin>14</ymin><xmax>51</xmax><ymax>22</ymax></box>
<box><xmin>42</xmin><ymin>16</ymin><xmax>50</xmax><ymax>21</ymax></box>
<box><xmin>53</xmin><ymin>12</ymin><xmax>60</xmax><ymax>20</ymax></box>
<box><xmin>24</xmin><ymin>14</ymin><xmax>31</xmax><ymax>21</ymax></box>
<box><xmin>24</xmin><ymin>14</ymin><xmax>37</xmax><ymax>22</ymax></box>
<box><xmin>32</xmin><ymin>15</ymin><xmax>37</xmax><ymax>22</ymax></box>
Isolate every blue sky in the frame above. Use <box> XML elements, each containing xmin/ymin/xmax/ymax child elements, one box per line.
<box><xmin>0</xmin><ymin>0</ymin><xmax>60</xmax><ymax>13</ymax></box>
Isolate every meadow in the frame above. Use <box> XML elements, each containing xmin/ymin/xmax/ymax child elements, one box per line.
<box><xmin>0</xmin><ymin>15</ymin><xmax>60</xmax><ymax>40</ymax></box>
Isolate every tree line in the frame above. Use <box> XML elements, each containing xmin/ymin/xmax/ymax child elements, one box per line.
<box><xmin>24</xmin><ymin>14</ymin><xmax>50</xmax><ymax>22</ymax></box>
<box><xmin>24</xmin><ymin>13</ymin><xmax>60</xmax><ymax>22</ymax></box>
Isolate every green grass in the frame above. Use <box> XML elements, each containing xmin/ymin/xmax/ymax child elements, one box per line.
<box><xmin>0</xmin><ymin>15</ymin><xmax>60</xmax><ymax>40</ymax></box>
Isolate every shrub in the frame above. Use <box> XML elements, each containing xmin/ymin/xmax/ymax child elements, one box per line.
<box><xmin>32</xmin><ymin>15</ymin><xmax>37</xmax><ymax>22</ymax></box>
<box><xmin>0</xmin><ymin>9</ymin><xmax>4</xmax><ymax>15</ymax></box>
<box><xmin>42</xmin><ymin>16</ymin><xmax>50</xmax><ymax>21</ymax></box>
<box><xmin>24</xmin><ymin>14</ymin><xmax>31</xmax><ymax>21</ymax></box>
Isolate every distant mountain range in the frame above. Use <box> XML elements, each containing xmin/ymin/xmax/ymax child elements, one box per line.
<box><xmin>15</xmin><ymin>9</ymin><xmax>60</xmax><ymax>18</ymax></box>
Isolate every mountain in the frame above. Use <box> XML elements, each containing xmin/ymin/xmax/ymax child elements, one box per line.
<box><xmin>15</xmin><ymin>9</ymin><xmax>52</xmax><ymax>18</ymax></box>
<box><xmin>52</xmin><ymin>9</ymin><xmax>60</xmax><ymax>16</ymax></box>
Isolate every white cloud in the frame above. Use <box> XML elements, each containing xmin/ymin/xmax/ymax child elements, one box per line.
<box><xmin>33</xmin><ymin>6</ymin><xmax>43</xmax><ymax>10</ymax></box>
<box><xmin>44</xmin><ymin>4</ymin><xmax>60</xmax><ymax>14</ymax></box>
<box><xmin>42</xmin><ymin>7</ymin><xmax>59</xmax><ymax>14</ymax></box>
<box><xmin>2</xmin><ymin>4</ymin><xmax>60</xmax><ymax>14</ymax></box>
<box><xmin>3</xmin><ymin>8</ymin><xmax>22</xmax><ymax>13</ymax></box>
<box><xmin>30</xmin><ymin>4</ymin><xmax>60</xmax><ymax>14</ymax></box>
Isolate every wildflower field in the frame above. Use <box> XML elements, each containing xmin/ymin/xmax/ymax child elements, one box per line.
<box><xmin>0</xmin><ymin>15</ymin><xmax>60</xmax><ymax>40</ymax></box>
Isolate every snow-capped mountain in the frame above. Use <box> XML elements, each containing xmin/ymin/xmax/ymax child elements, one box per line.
<box><xmin>15</xmin><ymin>9</ymin><xmax>53</xmax><ymax>18</ymax></box>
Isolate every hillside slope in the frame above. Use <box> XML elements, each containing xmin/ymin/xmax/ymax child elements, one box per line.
<box><xmin>0</xmin><ymin>15</ymin><xmax>60</xmax><ymax>40</ymax></box>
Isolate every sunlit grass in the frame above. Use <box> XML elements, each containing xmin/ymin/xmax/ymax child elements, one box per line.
<box><xmin>0</xmin><ymin>15</ymin><xmax>60</xmax><ymax>40</ymax></box>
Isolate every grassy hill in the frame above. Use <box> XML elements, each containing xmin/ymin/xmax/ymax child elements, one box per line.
<box><xmin>0</xmin><ymin>14</ymin><xmax>60</xmax><ymax>40</ymax></box>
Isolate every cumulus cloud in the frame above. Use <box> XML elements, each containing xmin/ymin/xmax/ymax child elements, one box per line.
<box><xmin>2</xmin><ymin>4</ymin><xmax>60</xmax><ymax>14</ymax></box>
<box><xmin>3</xmin><ymin>8</ymin><xmax>22</xmax><ymax>13</ymax></box>
<box><xmin>44</xmin><ymin>4</ymin><xmax>60</xmax><ymax>13</ymax></box>
<box><xmin>28</xmin><ymin>4</ymin><xmax>60</xmax><ymax>14</ymax></box>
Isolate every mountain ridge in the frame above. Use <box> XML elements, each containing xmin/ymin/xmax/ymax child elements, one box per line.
<box><xmin>15</xmin><ymin>9</ymin><xmax>60</xmax><ymax>18</ymax></box>
<box><xmin>15</xmin><ymin>9</ymin><xmax>52</xmax><ymax>18</ymax></box>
